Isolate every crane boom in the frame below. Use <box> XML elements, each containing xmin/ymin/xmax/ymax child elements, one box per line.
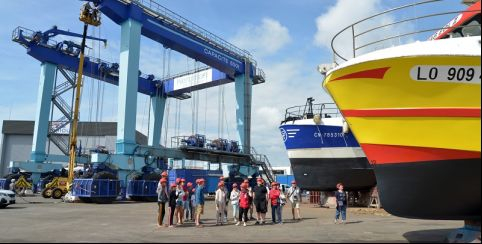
<box><xmin>67</xmin><ymin>3</ymin><xmax>102</xmax><ymax>189</ymax></box>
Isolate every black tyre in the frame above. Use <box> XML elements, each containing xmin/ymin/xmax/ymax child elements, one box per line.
<box><xmin>131</xmin><ymin>173</ymin><xmax>143</xmax><ymax>181</ymax></box>
<box><xmin>92</xmin><ymin>171</ymin><xmax>117</xmax><ymax>180</ymax></box>
<box><xmin>143</xmin><ymin>173</ymin><xmax>161</xmax><ymax>181</ymax></box>
<box><xmin>52</xmin><ymin>188</ymin><xmax>64</xmax><ymax>199</ymax></box>
<box><xmin>0</xmin><ymin>204</ymin><xmax>7</xmax><ymax>209</ymax></box>
<box><xmin>41</xmin><ymin>188</ymin><xmax>52</xmax><ymax>198</ymax></box>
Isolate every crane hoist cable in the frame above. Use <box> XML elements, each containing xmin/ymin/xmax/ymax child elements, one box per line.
<box><xmin>163</xmin><ymin>49</ymin><xmax>172</xmax><ymax>147</ymax></box>
<box><xmin>195</xmin><ymin>61</ymin><xmax>200</xmax><ymax>135</ymax></box>
<box><xmin>190</xmin><ymin>59</ymin><xmax>195</xmax><ymax>135</ymax></box>
<box><xmin>223</xmin><ymin>94</ymin><xmax>231</xmax><ymax>139</ymax></box>
<box><xmin>204</xmin><ymin>86</ymin><xmax>207</xmax><ymax>136</ymax></box>
<box><xmin>67</xmin><ymin>2</ymin><xmax>102</xmax><ymax>190</ymax></box>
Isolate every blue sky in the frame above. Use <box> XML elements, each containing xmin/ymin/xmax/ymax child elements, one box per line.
<box><xmin>0</xmin><ymin>0</ymin><xmax>466</xmax><ymax>167</ymax></box>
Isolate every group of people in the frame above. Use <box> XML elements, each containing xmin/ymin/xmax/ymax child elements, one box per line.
<box><xmin>156</xmin><ymin>171</ymin><xmax>206</xmax><ymax>228</ymax></box>
<box><xmin>156</xmin><ymin>173</ymin><xmax>303</xmax><ymax>228</ymax></box>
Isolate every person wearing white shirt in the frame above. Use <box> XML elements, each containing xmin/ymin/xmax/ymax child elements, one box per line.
<box><xmin>287</xmin><ymin>181</ymin><xmax>302</xmax><ymax>220</ymax></box>
<box><xmin>230</xmin><ymin>183</ymin><xmax>241</xmax><ymax>224</ymax></box>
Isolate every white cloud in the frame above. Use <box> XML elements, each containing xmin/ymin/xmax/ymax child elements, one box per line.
<box><xmin>232</xmin><ymin>18</ymin><xmax>292</xmax><ymax>57</ymax></box>
<box><xmin>313</xmin><ymin>0</ymin><xmax>412</xmax><ymax>62</ymax></box>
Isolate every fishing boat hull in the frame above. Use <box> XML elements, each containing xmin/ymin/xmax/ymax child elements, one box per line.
<box><xmin>280</xmin><ymin>120</ymin><xmax>376</xmax><ymax>191</ymax></box>
<box><xmin>323</xmin><ymin>37</ymin><xmax>481</xmax><ymax>220</ymax></box>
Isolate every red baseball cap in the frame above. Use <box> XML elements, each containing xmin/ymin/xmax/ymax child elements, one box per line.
<box><xmin>160</xmin><ymin>178</ymin><xmax>167</xmax><ymax>183</ymax></box>
<box><xmin>170</xmin><ymin>183</ymin><xmax>177</xmax><ymax>188</ymax></box>
<box><xmin>195</xmin><ymin>179</ymin><xmax>200</xmax><ymax>184</ymax></box>
<box><xmin>180</xmin><ymin>178</ymin><xmax>186</xmax><ymax>182</ymax></box>
<box><xmin>187</xmin><ymin>182</ymin><xmax>193</xmax><ymax>187</ymax></box>
<box><xmin>175</xmin><ymin>178</ymin><xmax>181</xmax><ymax>184</ymax></box>
<box><xmin>199</xmin><ymin>178</ymin><xmax>205</xmax><ymax>183</ymax></box>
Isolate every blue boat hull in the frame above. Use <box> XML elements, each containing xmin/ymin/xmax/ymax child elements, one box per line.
<box><xmin>280</xmin><ymin>122</ymin><xmax>376</xmax><ymax>191</ymax></box>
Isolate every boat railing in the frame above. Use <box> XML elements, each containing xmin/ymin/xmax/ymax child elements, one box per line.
<box><xmin>331</xmin><ymin>0</ymin><xmax>482</xmax><ymax>65</ymax></box>
<box><xmin>283</xmin><ymin>103</ymin><xmax>341</xmax><ymax>123</ymax></box>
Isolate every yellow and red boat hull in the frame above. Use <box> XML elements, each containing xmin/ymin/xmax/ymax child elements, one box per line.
<box><xmin>324</xmin><ymin>55</ymin><xmax>481</xmax><ymax>220</ymax></box>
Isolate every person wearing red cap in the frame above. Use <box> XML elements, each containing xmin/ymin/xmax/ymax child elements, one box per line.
<box><xmin>237</xmin><ymin>183</ymin><xmax>250</xmax><ymax>227</ymax></box>
<box><xmin>244</xmin><ymin>179</ymin><xmax>255</xmax><ymax>220</ymax></box>
<box><xmin>168</xmin><ymin>183</ymin><xmax>178</xmax><ymax>227</ymax></box>
<box><xmin>269</xmin><ymin>182</ymin><xmax>282</xmax><ymax>224</ymax></box>
<box><xmin>175</xmin><ymin>179</ymin><xmax>186</xmax><ymax>225</ymax></box>
<box><xmin>287</xmin><ymin>180</ymin><xmax>302</xmax><ymax>221</ymax></box>
<box><xmin>253</xmin><ymin>177</ymin><xmax>269</xmax><ymax>225</ymax></box>
<box><xmin>230</xmin><ymin>183</ymin><xmax>240</xmax><ymax>224</ymax></box>
<box><xmin>215</xmin><ymin>182</ymin><xmax>227</xmax><ymax>225</ymax></box>
<box><xmin>195</xmin><ymin>178</ymin><xmax>206</xmax><ymax>228</ymax></box>
<box><xmin>156</xmin><ymin>178</ymin><xmax>169</xmax><ymax>227</ymax></box>
<box><xmin>219</xmin><ymin>177</ymin><xmax>228</xmax><ymax>223</ymax></box>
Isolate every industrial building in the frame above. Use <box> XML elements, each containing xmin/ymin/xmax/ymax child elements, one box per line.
<box><xmin>0</xmin><ymin>120</ymin><xmax>147</xmax><ymax>176</ymax></box>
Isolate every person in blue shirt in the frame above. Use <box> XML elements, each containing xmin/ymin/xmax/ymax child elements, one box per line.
<box><xmin>195</xmin><ymin>178</ymin><xmax>206</xmax><ymax>228</ymax></box>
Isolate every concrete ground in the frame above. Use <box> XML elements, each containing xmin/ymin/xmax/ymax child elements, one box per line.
<box><xmin>0</xmin><ymin>196</ymin><xmax>462</xmax><ymax>243</ymax></box>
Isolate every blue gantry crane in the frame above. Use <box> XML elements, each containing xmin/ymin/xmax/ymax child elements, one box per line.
<box><xmin>4</xmin><ymin>0</ymin><xmax>274</xmax><ymax>203</ymax></box>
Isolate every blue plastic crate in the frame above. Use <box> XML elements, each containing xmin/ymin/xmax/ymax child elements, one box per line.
<box><xmin>72</xmin><ymin>179</ymin><xmax>120</xmax><ymax>197</ymax></box>
<box><xmin>0</xmin><ymin>179</ymin><xmax>6</xmax><ymax>190</ymax></box>
<box><xmin>127</xmin><ymin>180</ymin><xmax>158</xmax><ymax>197</ymax></box>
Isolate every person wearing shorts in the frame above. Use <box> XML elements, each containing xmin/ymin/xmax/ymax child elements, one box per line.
<box><xmin>175</xmin><ymin>178</ymin><xmax>185</xmax><ymax>225</ymax></box>
<box><xmin>195</xmin><ymin>178</ymin><xmax>206</xmax><ymax>228</ymax></box>
<box><xmin>252</xmin><ymin>178</ymin><xmax>269</xmax><ymax>225</ymax></box>
<box><xmin>287</xmin><ymin>181</ymin><xmax>302</xmax><ymax>220</ymax></box>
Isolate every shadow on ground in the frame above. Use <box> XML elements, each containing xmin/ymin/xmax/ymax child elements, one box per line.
<box><xmin>403</xmin><ymin>228</ymin><xmax>455</xmax><ymax>243</ymax></box>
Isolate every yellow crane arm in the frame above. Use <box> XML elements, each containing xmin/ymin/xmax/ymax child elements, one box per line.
<box><xmin>67</xmin><ymin>3</ymin><xmax>102</xmax><ymax>189</ymax></box>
